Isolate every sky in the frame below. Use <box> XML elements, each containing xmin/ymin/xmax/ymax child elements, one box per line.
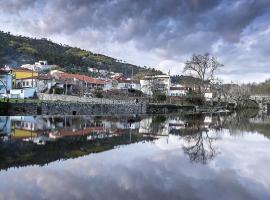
<box><xmin>0</xmin><ymin>0</ymin><xmax>270</xmax><ymax>83</ymax></box>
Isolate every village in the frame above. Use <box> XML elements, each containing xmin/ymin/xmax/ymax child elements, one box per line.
<box><xmin>0</xmin><ymin>60</ymin><xmax>214</xmax><ymax>103</ymax></box>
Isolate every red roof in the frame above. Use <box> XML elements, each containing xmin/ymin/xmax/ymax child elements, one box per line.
<box><xmin>54</xmin><ymin>72</ymin><xmax>106</xmax><ymax>85</ymax></box>
<box><xmin>50</xmin><ymin>127</ymin><xmax>105</xmax><ymax>137</ymax></box>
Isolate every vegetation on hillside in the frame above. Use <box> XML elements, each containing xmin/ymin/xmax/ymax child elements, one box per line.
<box><xmin>247</xmin><ymin>79</ymin><xmax>270</xmax><ymax>95</ymax></box>
<box><xmin>0</xmin><ymin>31</ymin><xmax>162</xmax><ymax>77</ymax></box>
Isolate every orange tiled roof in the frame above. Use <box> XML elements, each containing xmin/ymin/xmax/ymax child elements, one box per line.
<box><xmin>51</xmin><ymin>127</ymin><xmax>105</xmax><ymax>137</ymax></box>
<box><xmin>55</xmin><ymin>72</ymin><xmax>106</xmax><ymax>85</ymax></box>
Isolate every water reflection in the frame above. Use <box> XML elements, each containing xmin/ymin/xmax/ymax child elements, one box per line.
<box><xmin>0</xmin><ymin>111</ymin><xmax>270</xmax><ymax>199</ymax></box>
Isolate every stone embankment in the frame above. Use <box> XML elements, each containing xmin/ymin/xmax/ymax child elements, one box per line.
<box><xmin>0</xmin><ymin>102</ymin><xmax>146</xmax><ymax>115</ymax></box>
<box><xmin>0</xmin><ymin>94</ymin><xmax>147</xmax><ymax>115</ymax></box>
<box><xmin>146</xmin><ymin>103</ymin><xmax>195</xmax><ymax>114</ymax></box>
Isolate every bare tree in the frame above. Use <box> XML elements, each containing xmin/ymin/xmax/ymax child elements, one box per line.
<box><xmin>183</xmin><ymin>53</ymin><xmax>223</xmax><ymax>91</ymax></box>
<box><xmin>228</xmin><ymin>85</ymin><xmax>251</xmax><ymax>108</ymax></box>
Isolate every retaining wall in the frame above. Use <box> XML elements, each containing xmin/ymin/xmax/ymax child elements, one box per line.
<box><xmin>0</xmin><ymin>101</ymin><xmax>146</xmax><ymax>116</ymax></box>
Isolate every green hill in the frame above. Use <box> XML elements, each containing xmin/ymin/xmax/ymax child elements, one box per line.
<box><xmin>0</xmin><ymin>31</ymin><xmax>162</xmax><ymax>77</ymax></box>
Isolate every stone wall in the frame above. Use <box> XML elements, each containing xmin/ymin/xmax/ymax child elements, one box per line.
<box><xmin>0</xmin><ymin>101</ymin><xmax>146</xmax><ymax>116</ymax></box>
<box><xmin>41</xmin><ymin>102</ymin><xmax>146</xmax><ymax>115</ymax></box>
<box><xmin>38</xmin><ymin>93</ymin><xmax>138</xmax><ymax>105</ymax></box>
<box><xmin>0</xmin><ymin>102</ymin><xmax>39</xmax><ymax>115</ymax></box>
<box><xmin>146</xmin><ymin>103</ymin><xmax>195</xmax><ymax>114</ymax></box>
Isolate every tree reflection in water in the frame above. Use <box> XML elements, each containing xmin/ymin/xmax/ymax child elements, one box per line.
<box><xmin>183</xmin><ymin>130</ymin><xmax>218</xmax><ymax>164</ymax></box>
<box><xmin>180</xmin><ymin>115</ymin><xmax>220</xmax><ymax>164</ymax></box>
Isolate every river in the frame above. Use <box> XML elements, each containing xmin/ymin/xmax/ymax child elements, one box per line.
<box><xmin>0</xmin><ymin>111</ymin><xmax>269</xmax><ymax>200</ymax></box>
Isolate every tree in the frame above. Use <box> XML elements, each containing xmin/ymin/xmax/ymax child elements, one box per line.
<box><xmin>183</xmin><ymin>53</ymin><xmax>223</xmax><ymax>91</ymax></box>
<box><xmin>228</xmin><ymin>85</ymin><xmax>251</xmax><ymax>108</ymax></box>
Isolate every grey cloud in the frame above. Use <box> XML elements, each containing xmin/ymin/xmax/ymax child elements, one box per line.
<box><xmin>2</xmin><ymin>0</ymin><xmax>269</xmax><ymax>48</ymax></box>
<box><xmin>1</xmin><ymin>0</ymin><xmax>270</xmax><ymax>81</ymax></box>
<box><xmin>0</xmin><ymin>0</ymin><xmax>37</xmax><ymax>12</ymax></box>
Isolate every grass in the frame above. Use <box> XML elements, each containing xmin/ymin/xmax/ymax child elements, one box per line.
<box><xmin>0</xmin><ymin>98</ymin><xmax>42</xmax><ymax>103</ymax></box>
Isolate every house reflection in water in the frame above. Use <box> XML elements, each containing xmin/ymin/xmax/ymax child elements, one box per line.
<box><xmin>0</xmin><ymin>115</ymin><xmax>146</xmax><ymax>145</ymax></box>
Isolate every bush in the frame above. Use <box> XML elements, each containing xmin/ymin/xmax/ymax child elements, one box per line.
<box><xmin>153</xmin><ymin>93</ymin><xmax>167</xmax><ymax>102</ymax></box>
<box><xmin>128</xmin><ymin>88</ymin><xmax>143</xmax><ymax>96</ymax></box>
<box><xmin>54</xmin><ymin>88</ymin><xmax>64</xmax><ymax>94</ymax></box>
<box><xmin>94</xmin><ymin>91</ymin><xmax>103</xmax><ymax>98</ymax></box>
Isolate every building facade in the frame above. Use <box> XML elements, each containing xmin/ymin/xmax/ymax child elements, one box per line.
<box><xmin>0</xmin><ymin>69</ymin><xmax>12</xmax><ymax>96</ymax></box>
<box><xmin>140</xmin><ymin>75</ymin><xmax>171</xmax><ymax>96</ymax></box>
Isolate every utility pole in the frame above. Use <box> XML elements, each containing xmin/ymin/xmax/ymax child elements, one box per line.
<box><xmin>31</xmin><ymin>69</ymin><xmax>34</xmax><ymax>88</ymax></box>
<box><xmin>65</xmin><ymin>79</ymin><xmax>67</xmax><ymax>95</ymax></box>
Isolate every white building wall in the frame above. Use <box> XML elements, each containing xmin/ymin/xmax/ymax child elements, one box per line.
<box><xmin>130</xmin><ymin>83</ymin><xmax>141</xmax><ymax>90</ymax></box>
<box><xmin>9</xmin><ymin>88</ymin><xmax>36</xmax><ymax>99</ymax></box>
<box><xmin>204</xmin><ymin>92</ymin><xmax>213</xmax><ymax>101</ymax></box>
<box><xmin>0</xmin><ymin>74</ymin><xmax>12</xmax><ymax>95</ymax></box>
<box><xmin>117</xmin><ymin>82</ymin><xmax>130</xmax><ymax>90</ymax></box>
<box><xmin>140</xmin><ymin>79</ymin><xmax>153</xmax><ymax>96</ymax></box>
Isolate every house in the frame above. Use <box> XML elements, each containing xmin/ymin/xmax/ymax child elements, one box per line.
<box><xmin>0</xmin><ymin>69</ymin><xmax>12</xmax><ymax>97</ymax></box>
<box><xmin>204</xmin><ymin>92</ymin><xmax>213</xmax><ymax>101</ymax></box>
<box><xmin>169</xmin><ymin>85</ymin><xmax>187</xmax><ymax>97</ymax></box>
<box><xmin>140</xmin><ymin>76</ymin><xmax>153</xmax><ymax>96</ymax></box>
<box><xmin>98</xmin><ymin>69</ymin><xmax>109</xmax><ymax>76</ymax></box>
<box><xmin>21</xmin><ymin>60</ymin><xmax>55</xmax><ymax>72</ymax></box>
<box><xmin>10</xmin><ymin>68</ymin><xmax>38</xmax><ymax>88</ymax></box>
<box><xmin>52</xmin><ymin>72</ymin><xmax>109</xmax><ymax>91</ymax></box>
<box><xmin>154</xmin><ymin>75</ymin><xmax>171</xmax><ymax>94</ymax></box>
<box><xmin>140</xmin><ymin>75</ymin><xmax>171</xmax><ymax>96</ymax></box>
<box><xmin>103</xmin><ymin>80</ymin><xmax>113</xmax><ymax>91</ymax></box>
<box><xmin>88</xmin><ymin>67</ymin><xmax>99</xmax><ymax>73</ymax></box>
<box><xmin>116</xmin><ymin>79</ymin><xmax>132</xmax><ymax>90</ymax></box>
<box><xmin>35</xmin><ymin>60</ymin><xmax>48</xmax><ymax>65</ymax></box>
<box><xmin>0</xmin><ymin>116</ymin><xmax>11</xmax><ymax>135</ymax></box>
<box><xmin>15</xmin><ymin>75</ymin><xmax>54</xmax><ymax>93</ymax></box>
<box><xmin>110</xmin><ymin>73</ymin><xmax>124</xmax><ymax>79</ymax></box>
<box><xmin>9</xmin><ymin>88</ymin><xmax>36</xmax><ymax>99</ymax></box>
<box><xmin>130</xmin><ymin>81</ymin><xmax>141</xmax><ymax>91</ymax></box>
<box><xmin>113</xmin><ymin>76</ymin><xmax>141</xmax><ymax>91</ymax></box>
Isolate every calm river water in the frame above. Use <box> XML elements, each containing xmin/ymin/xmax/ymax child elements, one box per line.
<box><xmin>0</xmin><ymin>111</ymin><xmax>270</xmax><ymax>200</ymax></box>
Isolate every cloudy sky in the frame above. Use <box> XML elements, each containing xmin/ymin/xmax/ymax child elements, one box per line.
<box><xmin>0</xmin><ymin>0</ymin><xmax>270</xmax><ymax>83</ymax></box>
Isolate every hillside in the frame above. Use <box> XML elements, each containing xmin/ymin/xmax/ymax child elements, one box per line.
<box><xmin>0</xmin><ymin>31</ymin><xmax>162</xmax><ymax>77</ymax></box>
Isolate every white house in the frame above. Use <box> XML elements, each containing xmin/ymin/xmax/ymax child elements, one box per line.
<box><xmin>103</xmin><ymin>80</ymin><xmax>113</xmax><ymax>91</ymax></box>
<box><xmin>114</xmin><ymin>79</ymin><xmax>141</xmax><ymax>91</ymax></box>
<box><xmin>9</xmin><ymin>88</ymin><xmax>36</xmax><ymax>99</ymax></box>
<box><xmin>88</xmin><ymin>67</ymin><xmax>99</xmax><ymax>73</ymax></box>
<box><xmin>116</xmin><ymin>80</ymin><xmax>131</xmax><ymax>90</ymax></box>
<box><xmin>169</xmin><ymin>85</ymin><xmax>187</xmax><ymax>97</ymax></box>
<box><xmin>140</xmin><ymin>77</ymin><xmax>153</xmax><ymax>95</ymax></box>
<box><xmin>140</xmin><ymin>75</ymin><xmax>171</xmax><ymax>96</ymax></box>
<box><xmin>0</xmin><ymin>116</ymin><xmax>11</xmax><ymax>135</ymax></box>
<box><xmin>130</xmin><ymin>81</ymin><xmax>141</xmax><ymax>90</ymax></box>
<box><xmin>98</xmin><ymin>69</ymin><xmax>109</xmax><ymax>76</ymax></box>
<box><xmin>15</xmin><ymin>75</ymin><xmax>54</xmax><ymax>93</ymax></box>
<box><xmin>21</xmin><ymin>60</ymin><xmax>56</xmax><ymax>72</ymax></box>
<box><xmin>204</xmin><ymin>92</ymin><xmax>213</xmax><ymax>101</ymax></box>
<box><xmin>0</xmin><ymin>69</ymin><xmax>12</xmax><ymax>97</ymax></box>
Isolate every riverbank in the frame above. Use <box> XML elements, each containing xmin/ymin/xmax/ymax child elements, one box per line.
<box><xmin>0</xmin><ymin>101</ymin><xmax>147</xmax><ymax>115</ymax></box>
<box><xmin>0</xmin><ymin>100</ymin><xmax>233</xmax><ymax>116</ymax></box>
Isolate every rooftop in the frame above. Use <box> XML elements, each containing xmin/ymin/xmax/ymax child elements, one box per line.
<box><xmin>54</xmin><ymin>72</ymin><xmax>107</xmax><ymax>85</ymax></box>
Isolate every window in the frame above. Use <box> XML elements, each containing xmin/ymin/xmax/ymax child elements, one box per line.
<box><xmin>26</xmin><ymin>81</ymin><xmax>29</xmax><ymax>86</ymax></box>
